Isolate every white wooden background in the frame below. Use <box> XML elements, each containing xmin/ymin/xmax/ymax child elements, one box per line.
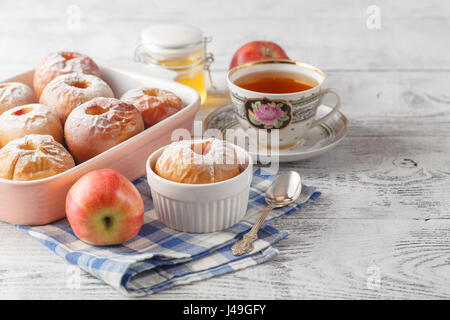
<box><xmin>1</xmin><ymin>0</ymin><xmax>450</xmax><ymax>299</ymax></box>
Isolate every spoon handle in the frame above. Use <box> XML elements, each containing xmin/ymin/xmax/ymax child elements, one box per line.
<box><xmin>232</xmin><ymin>204</ymin><xmax>274</xmax><ymax>256</ymax></box>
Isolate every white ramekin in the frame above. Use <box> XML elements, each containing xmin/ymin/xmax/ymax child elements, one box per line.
<box><xmin>146</xmin><ymin>141</ymin><xmax>253</xmax><ymax>233</ymax></box>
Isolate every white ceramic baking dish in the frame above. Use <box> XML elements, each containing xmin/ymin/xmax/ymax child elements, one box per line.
<box><xmin>146</xmin><ymin>141</ymin><xmax>253</xmax><ymax>233</ymax></box>
<box><xmin>0</xmin><ymin>66</ymin><xmax>200</xmax><ymax>225</ymax></box>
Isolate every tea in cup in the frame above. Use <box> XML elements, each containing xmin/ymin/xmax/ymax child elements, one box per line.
<box><xmin>227</xmin><ymin>59</ymin><xmax>340</xmax><ymax>148</ymax></box>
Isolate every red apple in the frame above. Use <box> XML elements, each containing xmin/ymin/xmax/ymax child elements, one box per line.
<box><xmin>229</xmin><ymin>41</ymin><xmax>290</xmax><ymax>70</ymax></box>
<box><xmin>66</xmin><ymin>169</ymin><xmax>144</xmax><ymax>246</ymax></box>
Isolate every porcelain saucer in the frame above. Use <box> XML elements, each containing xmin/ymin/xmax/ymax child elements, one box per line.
<box><xmin>204</xmin><ymin>104</ymin><xmax>349</xmax><ymax>162</ymax></box>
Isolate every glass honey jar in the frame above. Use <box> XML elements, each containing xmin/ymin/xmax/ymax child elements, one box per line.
<box><xmin>134</xmin><ymin>24</ymin><xmax>214</xmax><ymax>104</ymax></box>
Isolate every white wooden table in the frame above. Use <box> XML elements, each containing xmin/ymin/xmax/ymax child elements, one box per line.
<box><xmin>1</xmin><ymin>0</ymin><xmax>450</xmax><ymax>299</ymax></box>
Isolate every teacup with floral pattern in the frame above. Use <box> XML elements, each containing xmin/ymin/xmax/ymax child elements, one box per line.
<box><xmin>227</xmin><ymin>59</ymin><xmax>340</xmax><ymax>148</ymax></box>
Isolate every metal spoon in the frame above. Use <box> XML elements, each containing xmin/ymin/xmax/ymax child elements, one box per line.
<box><xmin>232</xmin><ymin>171</ymin><xmax>303</xmax><ymax>256</ymax></box>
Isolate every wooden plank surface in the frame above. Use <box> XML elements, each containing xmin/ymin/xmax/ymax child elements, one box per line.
<box><xmin>1</xmin><ymin>0</ymin><xmax>450</xmax><ymax>71</ymax></box>
<box><xmin>1</xmin><ymin>0</ymin><xmax>450</xmax><ymax>299</ymax></box>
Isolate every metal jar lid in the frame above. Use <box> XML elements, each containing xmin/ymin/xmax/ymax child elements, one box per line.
<box><xmin>138</xmin><ymin>24</ymin><xmax>206</xmax><ymax>60</ymax></box>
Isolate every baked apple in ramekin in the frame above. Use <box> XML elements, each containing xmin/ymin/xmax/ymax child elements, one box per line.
<box><xmin>146</xmin><ymin>138</ymin><xmax>253</xmax><ymax>233</ymax></box>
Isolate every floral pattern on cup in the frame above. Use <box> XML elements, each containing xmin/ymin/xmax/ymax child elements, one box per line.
<box><xmin>244</xmin><ymin>98</ymin><xmax>293</xmax><ymax>130</ymax></box>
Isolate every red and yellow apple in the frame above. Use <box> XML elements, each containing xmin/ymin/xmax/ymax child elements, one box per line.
<box><xmin>229</xmin><ymin>41</ymin><xmax>290</xmax><ymax>70</ymax></box>
<box><xmin>66</xmin><ymin>169</ymin><xmax>144</xmax><ymax>246</ymax></box>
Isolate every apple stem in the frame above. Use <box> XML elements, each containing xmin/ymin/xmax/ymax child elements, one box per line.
<box><xmin>262</xmin><ymin>47</ymin><xmax>274</xmax><ymax>58</ymax></box>
<box><xmin>103</xmin><ymin>216</ymin><xmax>113</xmax><ymax>229</ymax></box>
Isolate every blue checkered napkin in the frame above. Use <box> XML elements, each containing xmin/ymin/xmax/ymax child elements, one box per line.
<box><xmin>17</xmin><ymin>169</ymin><xmax>320</xmax><ymax>296</ymax></box>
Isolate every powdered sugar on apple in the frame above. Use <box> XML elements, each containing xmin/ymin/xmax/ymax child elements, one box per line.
<box><xmin>0</xmin><ymin>82</ymin><xmax>36</xmax><ymax>114</ymax></box>
<box><xmin>156</xmin><ymin>138</ymin><xmax>241</xmax><ymax>183</ymax></box>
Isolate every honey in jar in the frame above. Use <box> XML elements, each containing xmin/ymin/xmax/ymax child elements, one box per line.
<box><xmin>135</xmin><ymin>24</ymin><xmax>214</xmax><ymax>104</ymax></box>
